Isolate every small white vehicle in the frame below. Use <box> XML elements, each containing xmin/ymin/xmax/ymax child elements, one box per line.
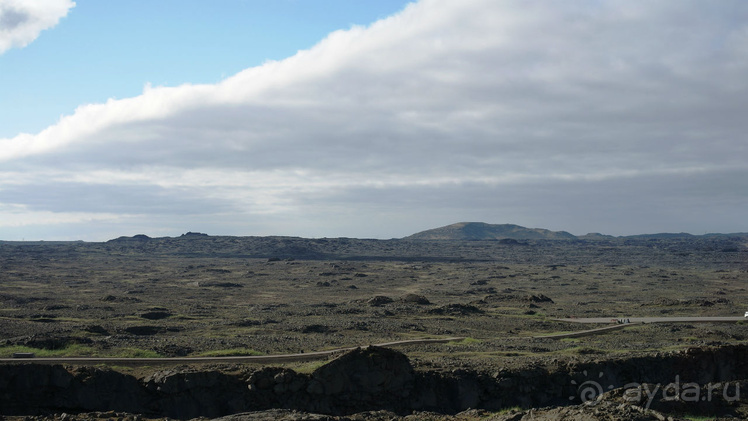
<box><xmin>745</xmin><ymin>311</ymin><xmax>748</xmax><ymax>318</ymax></box>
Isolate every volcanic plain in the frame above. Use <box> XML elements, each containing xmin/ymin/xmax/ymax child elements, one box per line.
<box><xmin>1</xmin><ymin>230</ymin><xmax>747</xmax><ymax>419</ymax></box>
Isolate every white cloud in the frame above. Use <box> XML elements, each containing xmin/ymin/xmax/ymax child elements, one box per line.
<box><xmin>2</xmin><ymin>0</ymin><xmax>748</xmax><ymax>239</ymax></box>
<box><xmin>0</xmin><ymin>0</ymin><xmax>75</xmax><ymax>54</ymax></box>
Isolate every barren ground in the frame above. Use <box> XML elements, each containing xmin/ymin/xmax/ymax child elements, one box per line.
<box><xmin>1</xmin><ymin>235</ymin><xmax>747</xmax><ymax>419</ymax></box>
<box><xmin>1</xmin><ymin>236</ymin><xmax>746</xmax><ymax>370</ymax></box>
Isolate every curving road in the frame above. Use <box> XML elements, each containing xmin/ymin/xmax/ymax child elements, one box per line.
<box><xmin>555</xmin><ymin>316</ymin><xmax>745</xmax><ymax>324</ymax></box>
<box><xmin>531</xmin><ymin>316</ymin><xmax>745</xmax><ymax>340</ymax></box>
<box><xmin>0</xmin><ymin>337</ymin><xmax>466</xmax><ymax>365</ymax></box>
<box><xmin>531</xmin><ymin>323</ymin><xmax>636</xmax><ymax>339</ymax></box>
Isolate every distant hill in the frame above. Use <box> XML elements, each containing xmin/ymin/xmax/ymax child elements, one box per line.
<box><xmin>106</xmin><ymin>234</ymin><xmax>152</xmax><ymax>243</ymax></box>
<box><xmin>577</xmin><ymin>232</ymin><xmax>615</xmax><ymax>240</ymax></box>
<box><xmin>623</xmin><ymin>232</ymin><xmax>696</xmax><ymax>240</ymax></box>
<box><xmin>403</xmin><ymin>222</ymin><xmax>577</xmax><ymax>240</ymax></box>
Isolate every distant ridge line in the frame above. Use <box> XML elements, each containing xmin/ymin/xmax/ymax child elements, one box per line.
<box><xmin>2</xmin><ymin>226</ymin><xmax>747</xmax><ymax>243</ymax></box>
<box><xmin>403</xmin><ymin>222</ymin><xmax>748</xmax><ymax>241</ymax></box>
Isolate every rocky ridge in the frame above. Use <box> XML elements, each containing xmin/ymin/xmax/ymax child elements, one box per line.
<box><xmin>2</xmin><ymin>344</ymin><xmax>747</xmax><ymax>420</ymax></box>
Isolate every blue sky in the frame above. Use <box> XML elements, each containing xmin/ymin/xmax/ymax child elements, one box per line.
<box><xmin>1</xmin><ymin>0</ymin><xmax>411</xmax><ymax>138</ymax></box>
<box><xmin>1</xmin><ymin>0</ymin><xmax>748</xmax><ymax>241</ymax></box>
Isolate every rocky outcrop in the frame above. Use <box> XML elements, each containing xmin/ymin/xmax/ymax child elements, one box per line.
<box><xmin>401</xmin><ymin>294</ymin><xmax>430</xmax><ymax>305</ymax></box>
<box><xmin>144</xmin><ymin>369</ymin><xmax>248</xmax><ymax>419</ymax></box>
<box><xmin>309</xmin><ymin>346</ymin><xmax>414</xmax><ymax>413</ymax></box>
<box><xmin>2</xmin><ymin>345</ymin><xmax>748</xmax><ymax>419</ymax></box>
<box><xmin>0</xmin><ymin>365</ymin><xmax>149</xmax><ymax>415</ymax></box>
<box><xmin>242</xmin><ymin>346</ymin><xmax>416</xmax><ymax>415</ymax></box>
<box><xmin>489</xmin><ymin>400</ymin><xmax>688</xmax><ymax>421</ymax></box>
<box><xmin>366</xmin><ymin>296</ymin><xmax>394</xmax><ymax>306</ymax></box>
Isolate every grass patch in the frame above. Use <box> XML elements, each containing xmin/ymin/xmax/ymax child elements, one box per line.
<box><xmin>0</xmin><ymin>344</ymin><xmax>97</xmax><ymax>358</ymax></box>
<box><xmin>574</xmin><ymin>347</ymin><xmax>606</xmax><ymax>355</ymax></box>
<box><xmin>194</xmin><ymin>348</ymin><xmax>264</xmax><ymax>357</ymax></box>
<box><xmin>110</xmin><ymin>348</ymin><xmax>163</xmax><ymax>358</ymax></box>
<box><xmin>289</xmin><ymin>359</ymin><xmax>328</xmax><ymax>374</ymax></box>
<box><xmin>0</xmin><ymin>344</ymin><xmax>162</xmax><ymax>358</ymax></box>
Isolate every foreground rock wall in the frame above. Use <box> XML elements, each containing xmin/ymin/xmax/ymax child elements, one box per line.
<box><xmin>1</xmin><ymin>345</ymin><xmax>747</xmax><ymax>419</ymax></box>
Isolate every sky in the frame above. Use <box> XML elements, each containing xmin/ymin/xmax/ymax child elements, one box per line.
<box><xmin>1</xmin><ymin>0</ymin><xmax>747</xmax><ymax>241</ymax></box>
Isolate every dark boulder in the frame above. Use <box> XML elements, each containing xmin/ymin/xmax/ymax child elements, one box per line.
<box><xmin>402</xmin><ymin>294</ymin><xmax>431</xmax><ymax>305</ymax></box>
<box><xmin>367</xmin><ymin>296</ymin><xmax>394</xmax><ymax>307</ymax></box>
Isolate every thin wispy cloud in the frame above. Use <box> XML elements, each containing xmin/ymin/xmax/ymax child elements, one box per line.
<box><xmin>1</xmin><ymin>0</ymin><xmax>747</xmax><ymax>240</ymax></box>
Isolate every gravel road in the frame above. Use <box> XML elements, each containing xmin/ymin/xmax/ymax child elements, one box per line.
<box><xmin>557</xmin><ymin>316</ymin><xmax>745</xmax><ymax>324</ymax></box>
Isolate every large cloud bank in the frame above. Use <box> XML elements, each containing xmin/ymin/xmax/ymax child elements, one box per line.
<box><xmin>2</xmin><ymin>0</ymin><xmax>748</xmax><ymax>240</ymax></box>
<box><xmin>0</xmin><ymin>0</ymin><xmax>74</xmax><ymax>54</ymax></box>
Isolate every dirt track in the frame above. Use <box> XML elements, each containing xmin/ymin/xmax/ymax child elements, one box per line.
<box><xmin>533</xmin><ymin>316</ymin><xmax>745</xmax><ymax>339</ymax></box>
<box><xmin>557</xmin><ymin>316</ymin><xmax>745</xmax><ymax>323</ymax></box>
